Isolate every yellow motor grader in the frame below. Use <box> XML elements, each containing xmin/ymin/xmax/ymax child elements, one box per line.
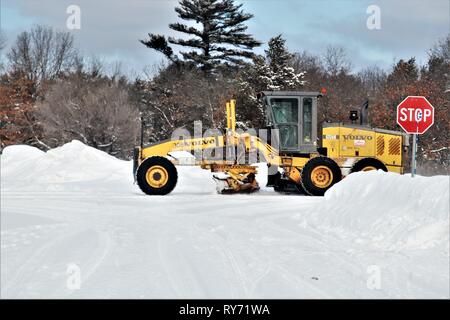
<box><xmin>133</xmin><ymin>91</ymin><xmax>408</xmax><ymax>196</ymax></box>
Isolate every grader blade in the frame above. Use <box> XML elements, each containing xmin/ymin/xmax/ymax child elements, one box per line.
<box><xmin>212</xmin><ymin>171</ymin><xmax>260</xmax><ymax>194</ymax></box>
<box><xmin>212</xmin><ymin>175</ymin><xmax>233</xmax><ymax>194</ymax></box>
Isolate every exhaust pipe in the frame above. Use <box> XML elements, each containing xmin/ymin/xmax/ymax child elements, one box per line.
<box><xmin>359</xmin><ymin>99</ymin><xmax>369</xmax><ymax>126</ymax></box>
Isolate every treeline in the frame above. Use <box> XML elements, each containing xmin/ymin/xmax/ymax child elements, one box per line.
<box><xmin>0</xmin><ymin>0</ymin><xmax>448</xmax><ymax>174</ymax></box>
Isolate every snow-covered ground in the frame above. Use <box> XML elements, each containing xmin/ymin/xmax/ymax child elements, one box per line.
<box><xmin>1</xmin><ymin>140</ymin><xmax>449</xmax><ymax>298</ymax></box>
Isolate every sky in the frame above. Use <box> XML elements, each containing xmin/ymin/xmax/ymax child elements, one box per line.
<box><xmin>1</xmin><ymin>0</ymin><xmax>449</xmax><ymax>77</ymax></box>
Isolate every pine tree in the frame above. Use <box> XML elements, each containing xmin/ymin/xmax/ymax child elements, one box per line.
<box><xmin>238</xmin><ymin>34</ymin><xmax>305</xmax><ymax>96</ymax></box>
<box><xmin>140</xmin><ymin>0</ymin><xmax>261</xmax><ymax>71</ymax></box>
<box><xmin>236</xmin><ymin>35</ymin><xmax>305</xmax><ymax>127</ymax></box>
<box><xmin>387</xmin><ymin>58</ymin><xmax>419</xmax><ymax>85</ymax></box>
<box><xmin>265</xmin><ymin>35</ymin><xmax>305</xmax><ymax>90</ymax></box>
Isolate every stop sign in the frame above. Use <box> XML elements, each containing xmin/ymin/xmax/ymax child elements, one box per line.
<box><xmin>396</xmin><ymin>96</ymin><xmax>434</xmax><ymax>134</ymax></box>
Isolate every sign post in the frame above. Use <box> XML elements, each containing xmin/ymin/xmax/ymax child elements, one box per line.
<box><xmin>396</xmin><ymin>96</ymin><xmax>434</xmax><ymax>177</ymax></box>
<box><xmin>411</xmin><ymin>134</ymin><xmax>417</xmax><ymax>177</ymax></box>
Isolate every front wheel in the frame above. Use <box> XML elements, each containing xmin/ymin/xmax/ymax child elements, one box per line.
<box><xmin>301</xmin><ymin>157</ymin><xmax>342</xmax><ymax>196</ymax></box>
<box><xmin>136</xmin><ymin>156</ymin><xmax>178</xmax><ymax>195</ymax></box>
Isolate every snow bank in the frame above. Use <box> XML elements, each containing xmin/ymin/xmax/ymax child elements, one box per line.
<box><xmin>2</xmin><ymin>141</ymin><xmax>448</xmax><ymax>253</ymax></box>
<box><xmin>1</xmin><ymin>140</ymin><xmax>132</xmax><ymax>192</ymax></box>
<box><xmin>305</xmin><ymin>171</ymin><xmax>450</xmax><ymax>251</ymax></box>
<box><xmin>0</xmin><ymin>141</ymin><xmax>270</xmax><ymax>195</ymax></box>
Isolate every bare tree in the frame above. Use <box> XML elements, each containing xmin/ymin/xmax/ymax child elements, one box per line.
<box><xmin>0</xmin><ymin>31</ymin><xmax>6</xmax><ymax>52</ymax></box>
<box><xmin>291</xmin><ymin>50</ymin><xmax>326</xmax><ymax>90</ymax></box>
<box><xmin>133</xmin><ymin>62</ymin><xmax>236</xmax><ymax>142</ymax></box>
<box><xmin>36</xmin><ymin>76</ymin><xmax>139</xmax><ymax>158</ymax></box>
<box><xmin>7</xmin><ymin>25</ymin><xmax>77</xmax><ymax>96</ymax></box>
<box><xmin>358</xmin><ymin>66</ymin><xmax>387</xmax><ymax>97</ymax></box>
<box><xmin>429</xmin><ymin>35</ymin><xmax>450</xmax><ymax>92</ymax></box>
<box><xmin>323</xmin><ymin>45</ymin><xmax>351</xmax><ymax>76</ymax></box>
<box><xmin>429</xmin><ymin>34</ymin><xmax>450</xmax><ymax>62</ymax></box>
<box><xmin>0</xmin><ymin>31</ymin><xmax>6</xmax><ymax>71</ymax></box>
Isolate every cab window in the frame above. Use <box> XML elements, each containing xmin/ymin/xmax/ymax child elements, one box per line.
<box><xmin>270</xmin><ymin>98</ymin><xmax>298</xmax><ymax>124</ymax></box>
<box><xmin>303</xmin><ymin>98</ymin><xmax>313</xmax><ymax>143</ymax></box>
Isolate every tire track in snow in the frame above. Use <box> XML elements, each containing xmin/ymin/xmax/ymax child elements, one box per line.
<box><xmin>154</xmin><ymin>222</ymin><xmax>233</xmax><ymax>298</ymax></box>
<box><xmin>2</xmin><ymin>227</ymin><xmax>80</xmax><ymax>297</ymax></box>
<box><xmin>152</xmin><ymin>217</ymin><xmax>267</xmax><ymax>298</ymax></box>
<box><xmin>2</xmin><ymin>224</ymin><xmax>113</xmax><ymax>298</ymax></box>
<box><xmin>192</xmin><ymin>221</ymin><xmax>253</xmax><ymax>298</ymax></box>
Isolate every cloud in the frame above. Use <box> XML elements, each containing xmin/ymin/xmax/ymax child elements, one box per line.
<box><xmin>242</xmin><ymin>0</ymin><xmax>448</xmax><ymax>70</ymax></box>
<box><xmin>2</xmin><ymin>0</ymin><xmax>449</xmax><ymax>75</ymax></box>
<box><xmin>295</xmin><ymin>0</ymin><xmax>449</xmax><ymax>69</ymax></box>
<box><xmin>3</xmin><ymin>0</ymin><xmax>180</xmax><ymax>74</ymax></box>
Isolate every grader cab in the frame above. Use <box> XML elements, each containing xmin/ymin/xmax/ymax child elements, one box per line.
<box><xmin>133</xmin><ymin>91</ymin><xmax>408</xmax><ymax>196</ymax></box>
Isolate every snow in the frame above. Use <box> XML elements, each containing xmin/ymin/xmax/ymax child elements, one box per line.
<box><xmin>311</xmin><ymin>171</ymin><xmax>449</xmax><ymax>251</ymax></box>
<box><xmin>1</xmin><ymin>140</ymin><xmax>449</xmax><ymax>298</ymax></box>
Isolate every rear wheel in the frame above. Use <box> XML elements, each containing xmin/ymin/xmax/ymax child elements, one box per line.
<box><xmin>270</xmin><ymin>171</ymin><xmax>306</xmax><ymax>194</ymax></box>
<box><xmin>301</xmin><ymin>157</ymin><xmax>342</xmax><ymax>196</ymax></box>
<box><xmin>274</xmin><ymin>179</ymin><xmax>305</xmax><ymax>194</ymax></box>
<box><xmin>136</xmin><ymin>156</ymin><xmax>178</xmax><ymax>195</ymax></box>
<box><xmin>350</xmin><ymin>158</ymin><xmax>387</xmax><ymax>173</ymax></box>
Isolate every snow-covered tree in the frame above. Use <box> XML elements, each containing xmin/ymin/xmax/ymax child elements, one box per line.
<box><xmin>236</xmin><ymin>35</ymin><xmax>305</xmax><ymax>127</ymax></box>
<box><xmin>265</xmin><ymin>35</ymin><xmax>305</xmax><ymax>90</ymax></box>
<box><xmin>239</xmin><ymin>35</ymin><xmax>305</xmax><ymax>95</ymax></box>
<box><xmin>140</xmin><ymin>0</ymin><xmax>261</xmax><ymax>72</ymax></box>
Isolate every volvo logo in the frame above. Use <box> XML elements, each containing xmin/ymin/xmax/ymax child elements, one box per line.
<box><xmin>343</xmin><ymin>135</ymin><xmax>373</xmax><ymax>141</ymax></box>
<box><xmin>174</xmin><ymin>138</ymin><xmax>216</xmax><ymax>148</ymax></box>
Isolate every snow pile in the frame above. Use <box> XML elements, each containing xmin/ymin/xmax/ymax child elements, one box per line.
<box><xmin>0</xmin><ymin>141</ymin><xmax>226</xmax><ymax>195</ymax></box>
<box><xmin>305</xmin><ymin>171</ymin><xmax>450</xmax><ymax>251</ymax></box>
<box><xmin>2</xmin><ymin>141</ymin><xmax>448</xmax><ymax>249</ymax></box>
<box><xmin>1</xmin><ymin>141</ymin><xmax>449</xmax><ymax>298</ymax></box>
<box><xmin>0</xmin><ymin>141</ymin><xmax>271</xmax><ymax>196</ymax></box>
<box><xmin>1</xmin><ymin>140</ymin><xmax>132</xmax><ymax>192</ymax></box>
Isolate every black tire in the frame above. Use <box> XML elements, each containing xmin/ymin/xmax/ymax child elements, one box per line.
<box><xmin>301</xmin><ymin>157</ymin><xmax>342</xmax><ymax>196</ymax></box>
<box><xmin>267</xmin><ymin>171</ymin><xmax>281</xmax><ymax>188</ymax></box>
<box><xmin>273</xmin><ymin>179</ymin><xmax>305</xmax><ymax>194</ymax></box>
<box><xmin>350</xmin><ymin>158</ymin><xmax>387</xmax><ymax>173</ymax></box>
<box><xmin>136</xmin><ymin>156</ymin><xmax>178</xmax><ymax>195</ymax></box>
<box><xmin>270</xmin><ymin>171</ymin><xmax>305</xmax><ymax>194</ymax></box>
